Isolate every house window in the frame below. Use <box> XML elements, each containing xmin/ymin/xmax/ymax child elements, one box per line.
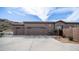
<box><xmin>56</xmin><ymin>25</ymin><xmax>63</xmax><ymax>30</ymax></box>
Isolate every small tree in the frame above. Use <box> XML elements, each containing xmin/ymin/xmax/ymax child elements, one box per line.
<box><xmin>0</xmin><ymin>23</ymin><xmax>9</xmax><ymax>32</ymax></box>
<box><xmin>0</xmin><ymin>22</ymin><xmax>10</xmax><ymax>37</ymax></box>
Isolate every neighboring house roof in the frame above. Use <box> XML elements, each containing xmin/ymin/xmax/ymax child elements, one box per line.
<box><xmin>24</xmin><ymin>22</ymin><xmax>55</xmax><ymax>24</ymax></box>
<box><xmin>11</xmin><ymin>22</ymin><xmax>24</xmax><ymax>26</ymax></box>
<box><xmin>11</xmin><ymin>20</ymin><xmax>79</xmax><ymax>26</ymax></box>
<box><xmin>55</xmin><ymin>20</ymin><xmax>79</xmax><ymax>24</ymax></box>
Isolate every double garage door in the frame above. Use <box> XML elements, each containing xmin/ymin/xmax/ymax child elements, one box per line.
<box><xmin>14</xmin><ymin>27</ymin><xmax>49</xmax><ymax>35</ymax></box>
<box><xmin>26</xmin><ymin>27</ymin><xmax>48</xmax><ymax>35</ymax></box>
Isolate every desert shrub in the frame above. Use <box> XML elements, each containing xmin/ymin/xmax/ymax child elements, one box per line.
<box><xmin>0</xmin><ymin>32</ymin><xmax>4</xmax><ymax>37</ymax></box>
<box><xmin>48</xmin><ymin>29</ymin><xmax>58</xmax><ymax>35</ymax></box>
<box><xmin>68</xmin><ymin>36</ymin><xmax>73</xmax><ymax>41</ymax></box>
<box><xmin>62</xmin><ymin>35</ymin><xmax>66</xmax><ymax>38</ymax></box>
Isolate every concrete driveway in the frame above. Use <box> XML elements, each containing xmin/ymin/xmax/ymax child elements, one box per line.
<box><xmin>0</xmin><ymin>35</ymin><xmax>79</xmax><ymax>51</ymax></box>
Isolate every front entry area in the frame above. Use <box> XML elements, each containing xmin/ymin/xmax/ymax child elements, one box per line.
<box><xmin>58</xmin><ymin>29</ymin><xmax>63</xmax><ymax>36</ymax></box>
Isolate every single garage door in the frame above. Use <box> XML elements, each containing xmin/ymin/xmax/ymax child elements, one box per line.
<box><xmin>14</xmin><ymin>27</ymin><xmax>24</xmax><ymax>35</ymax></box>
<box><xmin>16</xmin><ymin>29</ymin><xmax>24</xmax><ymax>35</ymax></box>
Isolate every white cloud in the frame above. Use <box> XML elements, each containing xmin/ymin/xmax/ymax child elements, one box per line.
<box><xmin>7</xmin><ymin>11</ymin><xmax>13</xmax><ymax>14</ymax></box>
<box><xmin>48</xmin><ymin>7</ymin><xmax>79</xmax><ymax>22</ymax></box>
<box><xmin>48</xmin><ymin>8</ymin><xmax>77</xmax><ymax>15</ymax></box>
<box><xmin>66</xmin><ymin>8</ymin><xmax>79</xmax><ymax>22</ymax></box>
<box><xmin>6</xmin><ymin>7</ymin><xmax>79</xmax><ymax>22</ymax></box>
<box><xmin>7</xmin><ymin>8</ymin><xmax>26</xmax><ymax>16</ymax></box>
<box><xmin>22</xmin><ymin>7</ymin><xmax>55</xmax><ymax>21</ymax></box>
<box><xmin>6</xmin><ymin>7</ymin><xmax>56</xmax><ymax>21</ymax></box>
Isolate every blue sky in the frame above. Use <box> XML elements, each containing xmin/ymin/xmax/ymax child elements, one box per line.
<box><xmin>0</xmin><ymin>7</ymin><xmax>79</xmax><ymax>22</ymax></box>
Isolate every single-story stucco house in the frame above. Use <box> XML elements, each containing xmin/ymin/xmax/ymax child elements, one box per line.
<box><xmin>11</xmin><ymin>20</ymin><xmax>79</xmax><ymax>35</ymax></box>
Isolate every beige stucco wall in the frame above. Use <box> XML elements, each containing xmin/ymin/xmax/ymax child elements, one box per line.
<box><xmin>63</xmin><ymin>27</ymin><xmax>73</xmax><ymax>37</ymax></box>
<box><xmin>63</xmin><ymin>27</ymin><xmax>79</xmax><ymax>42</ymax></box>
<box><xmin>73</xmin><ymin>28</ymin><xmax>79</xmax><ymax>42</ymax></box>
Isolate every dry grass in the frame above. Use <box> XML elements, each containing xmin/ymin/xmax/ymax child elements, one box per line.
<box><xmin>54</xmin><ymin>36</ymin><xmax>79</xmax><ymax>44</ymax></box>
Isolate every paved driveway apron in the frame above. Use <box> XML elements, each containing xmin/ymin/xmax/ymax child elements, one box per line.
<box><xmin>0</xmin><ymin>35</ymin><xmax>79</xmax><ymax>51</ymax></box>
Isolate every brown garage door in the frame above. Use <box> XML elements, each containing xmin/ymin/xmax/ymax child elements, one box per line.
<box><xmin>27</xmin><ymin>27</ymin><xmax>48</xmax><ymax>35</ymax></box>
<box><xmin>16</xmin><ymin>29</ymin><xmax>24</xmax><ymax>35</ymax></box>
